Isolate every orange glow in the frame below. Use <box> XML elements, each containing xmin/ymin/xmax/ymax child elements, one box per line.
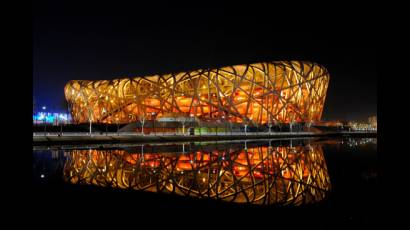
<box><xmin>65</xmin><ymin>61</ymin><xmax>329</xmax><ymax>124</ymax></box>
<box><xmin>145</xmin><ymin>98</ymin><xmax>160</xmax><ymax>107</ymax></box>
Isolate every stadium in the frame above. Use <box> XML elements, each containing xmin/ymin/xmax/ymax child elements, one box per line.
<box><xmin>65</xmin><ymin>61</ymin><xmax>329</xmax><ymax>127</ymax></box>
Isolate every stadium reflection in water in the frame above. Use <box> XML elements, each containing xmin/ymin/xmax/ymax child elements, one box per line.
<box><xmin>62</xmin><ymin>141</ymin><xmax>331</xmax><ymax>206</ymax></box>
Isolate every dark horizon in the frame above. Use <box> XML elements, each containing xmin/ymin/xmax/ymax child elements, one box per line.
<box><xmin>33</xmin><ymin>1</ymin><xmax>377</xmax><ymax>121</ymax></box>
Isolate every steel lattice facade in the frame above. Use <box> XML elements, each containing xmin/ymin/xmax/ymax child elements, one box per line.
<box><xmin>65</xmin><ymin>61</ymin><xmax>330</xmax><ymax>124</ymax></box>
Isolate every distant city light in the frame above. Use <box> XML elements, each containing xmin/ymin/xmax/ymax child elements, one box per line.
<box><xmin>347</xmin><ymin>116</ymin><xmax>377</xmax><ymax>131</ymax></box>
<box><xmin>33</xmin><ymin>111</ymin><xmax>72</xmax><ymax>124</ymax></box>
<box><xmin>42</xmin><ymin>106</ymin><xmax>46</xmax><ymax>110</ymax></box>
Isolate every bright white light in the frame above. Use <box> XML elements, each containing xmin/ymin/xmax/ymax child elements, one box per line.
<box><xmin>59</xmin><ymin>114</ymin><xmax>67</xmax><ymax>120</ymax></box>
<box><xmin>40</xmin><ymin>174</ymin><xmax>45</xmax><ymax>178</ymax></box>
<box><xmin>42</xmin><ymin>106</ymin><xmax>46</xmax><ymax>110</ymax></box>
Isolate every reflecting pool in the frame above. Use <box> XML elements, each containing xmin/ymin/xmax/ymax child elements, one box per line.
<box><xmin>32</xmin><ymin>138</ymin><xmax>377</xmax><ymax>209</ymax></box>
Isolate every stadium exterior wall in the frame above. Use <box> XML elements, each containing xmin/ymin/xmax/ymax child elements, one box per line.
<box><xmin>65</xmin><ymin>61</ymin><xmax>330</xmax><ymax>125</ymax></box>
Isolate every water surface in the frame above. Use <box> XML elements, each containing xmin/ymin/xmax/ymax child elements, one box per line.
<box><xmin>32</xmin><ymin>138</ymin><xmax>377</xmax><ymax>226</ymax></box>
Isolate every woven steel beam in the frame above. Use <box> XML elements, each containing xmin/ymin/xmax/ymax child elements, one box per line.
<box><xmin>65</xmin><ymin>61</ymin><xmax>330</xmax><ymax>124</ymax></box>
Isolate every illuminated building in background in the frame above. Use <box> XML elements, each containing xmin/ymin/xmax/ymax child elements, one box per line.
<box><xmin>348</xmin><ymin>116</ymin><xmax>377</xmax><ymax>131</ymax></box>
<box><xmin>63</xmin><ymin>143</ymin><xmax>331</xmax><ymax>205</ymax></box>
<box><xmin>33</xmin><ymin>112</ymin><xmax>72</xmax><ymax>124</ymax></box>
<box><xmin>368</xmin><ymin>116</ymin><xmax>377</xmax><ymax>130</ymax></box>
<box><xmin>65</xmin><ymin>61</ymin><xmax>330</xmax><ymax>125</ymax></box>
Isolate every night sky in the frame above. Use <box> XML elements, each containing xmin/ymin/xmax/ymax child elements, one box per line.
<box><xmin>33</xmin><ymin>1</ymin><xmax>377</xmax><ymax>121</ymax></box>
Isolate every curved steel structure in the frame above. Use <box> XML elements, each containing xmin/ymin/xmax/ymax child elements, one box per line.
<box><xmin>65</xmin><ymin>61</ymin><xmax>329</xmax><ymax>124</ymax></box>
<box><xmin>63</xmin><ymin>144</ymin><xmax>331</xmax><ymax>206</ymax></box>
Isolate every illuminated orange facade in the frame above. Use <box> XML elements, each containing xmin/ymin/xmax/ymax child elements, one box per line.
<box><xmin>64</xmin><ymin>144</ymin><xmax>331</xmax><ymax>205</ymax></box>
<box><xmin>65</xmin><ymin>61</ymin><xmax>329</xmax><ymax>124</ymax></box>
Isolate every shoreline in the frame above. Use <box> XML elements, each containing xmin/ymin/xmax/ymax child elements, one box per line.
<box><xmin>33</xmin><ymin>131</ymin><xmax>377</xmax><ymax>146</ymax></box>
